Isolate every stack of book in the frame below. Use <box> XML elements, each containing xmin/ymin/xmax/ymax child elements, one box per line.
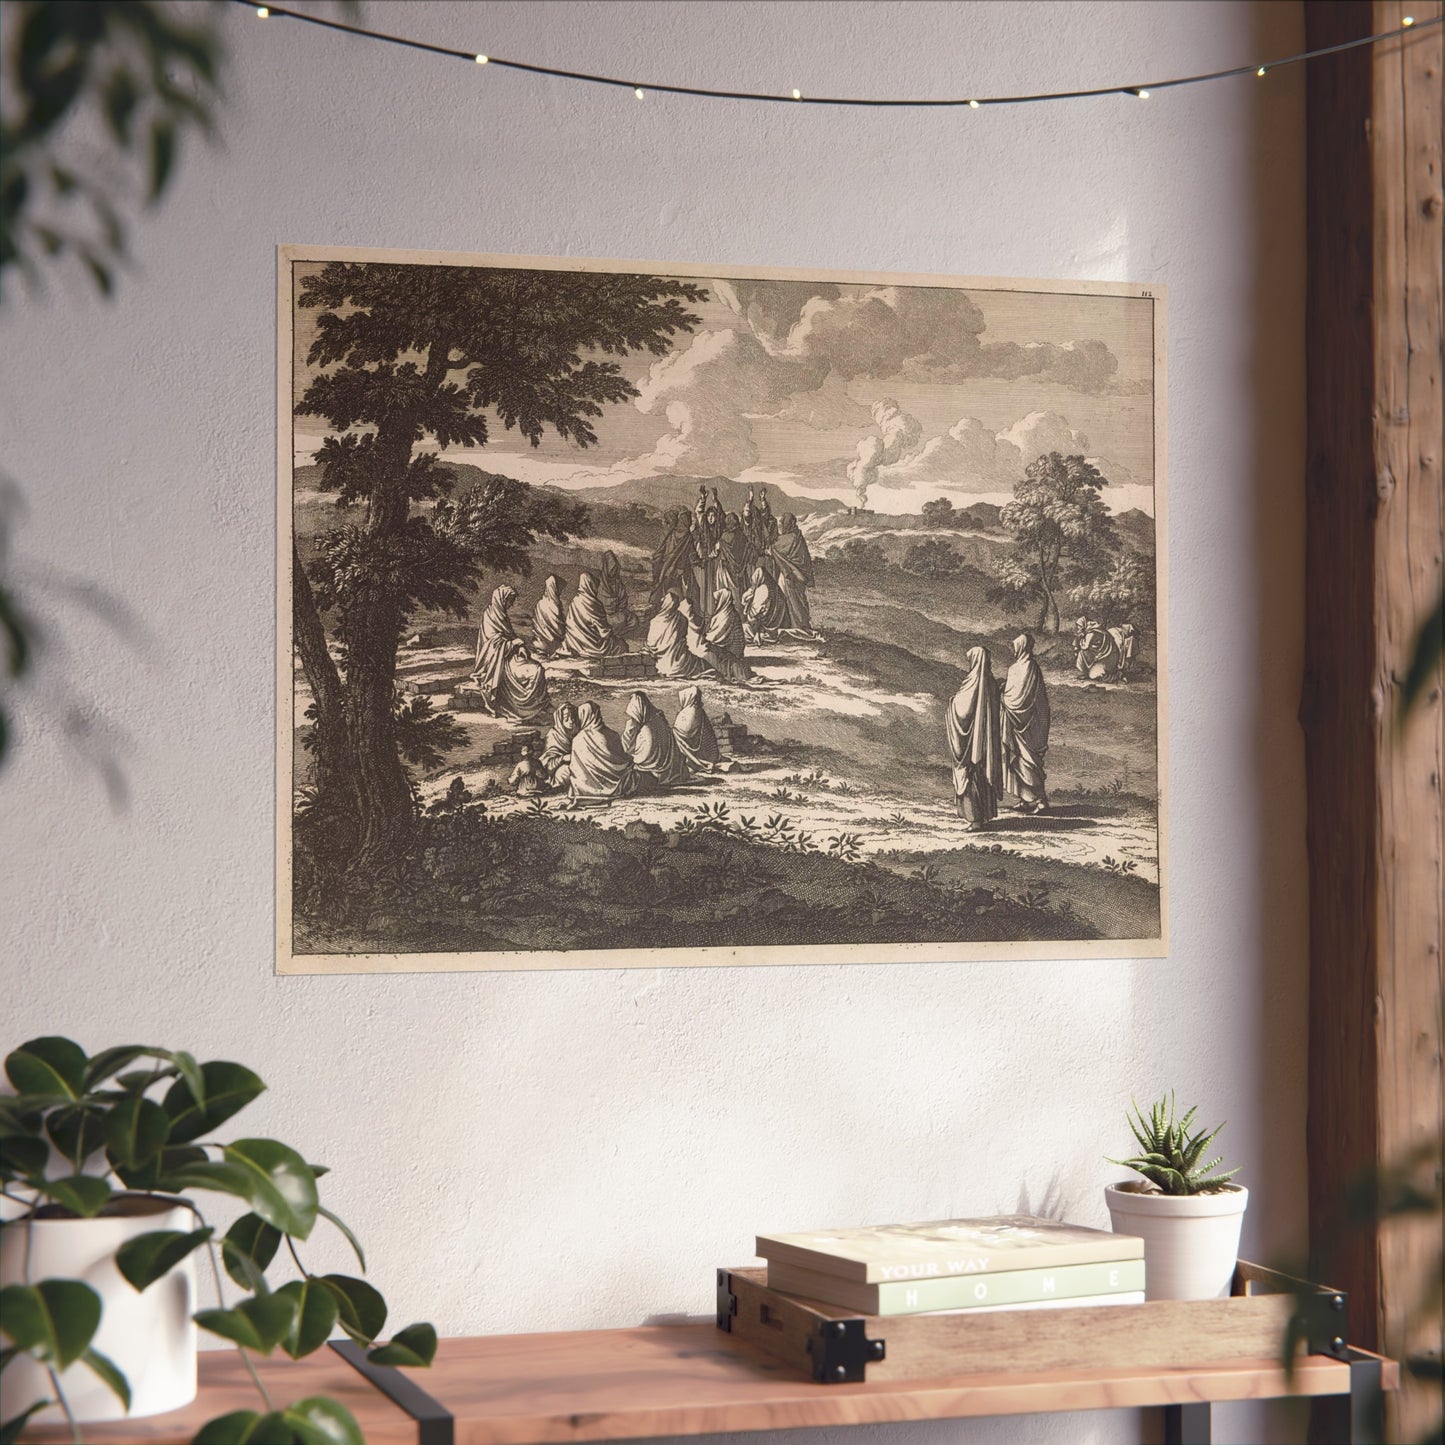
<box><xmin>756</xmin><ymin>1215</ymin><xmax>1145</xmax><ymax>1316</ymax></box>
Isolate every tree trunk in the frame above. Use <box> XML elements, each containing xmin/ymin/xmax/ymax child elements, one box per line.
<box><xmin>290</xmin><ymin>541</ymin><xmax>353</xmax><ymax>823</ymax></box>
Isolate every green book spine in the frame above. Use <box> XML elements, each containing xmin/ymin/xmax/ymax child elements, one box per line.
<box><xmin>772</xmin><ymin>1257</ymin><xmax>1146</xmax><ymax>1315</ymax></box>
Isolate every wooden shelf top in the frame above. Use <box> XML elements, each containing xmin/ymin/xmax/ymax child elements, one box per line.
<box><xmin>20</xmin><ymin>1323</ymin><xmax>1400</xmax><ymax>1445</ymax></box>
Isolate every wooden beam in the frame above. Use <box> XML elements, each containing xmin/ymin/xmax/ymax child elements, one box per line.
<box><xmin>1303</xmin><ymin>2</ymin><xmax>1444</xmax><ymax>1439</ymax></box>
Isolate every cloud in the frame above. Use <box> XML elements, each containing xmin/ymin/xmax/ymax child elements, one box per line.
<box><xmin>766</xmin><ymin>373</ymin><xmax>872</xmax><ymax>430</ymax></box>
<box><xmin>874</xmin><ymin>411</ymin><xmax>1094</xmax><ymax>495</ymax></box>
<box><xmin>846</xmin><ymin>399</ymin><xmax>925</xmax><ymax>504</ymax></box>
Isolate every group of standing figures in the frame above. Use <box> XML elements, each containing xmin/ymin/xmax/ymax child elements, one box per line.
<box><xmin>945</xmin><ymin>634</ymin><xmax>1052</xmax><ymax>831</ymax></box>
<box><xmin>467</xmin><ymin>488</ymin><xmax>820</xmax><ymax>721</ymax></box>
<box><xmin>509</xmin><ymin>687</ymin><xmax>723</xmax><ymax>802</ymax></box>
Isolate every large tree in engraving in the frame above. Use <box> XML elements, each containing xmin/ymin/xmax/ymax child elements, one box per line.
<box><xmin>293</xmin><ymin>262</ymin><xmax>706</xmax><ymax>873</ymax></box>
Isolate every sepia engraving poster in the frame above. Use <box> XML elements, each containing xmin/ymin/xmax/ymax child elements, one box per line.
<box><xmin>278</xmin><ymin>246</ymin><xmax>1167</xmax><ymax>972</ymax></box>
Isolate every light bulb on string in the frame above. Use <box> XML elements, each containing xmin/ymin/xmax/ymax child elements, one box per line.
<box><xmin>255</xmin><ymin>4</ymin><xmax>268</xmax><ymax>14</ymax></box>
<box><xmin>475</xmin><ymin>53</ymin><xmax>488</xmax><ymax>64</ymax></box>
<box><xmin>634</xmin><ymin>87</ymin><xmax>645</xmax><ymax>100</ymax></box>
<box><xmin>792</xmin><ymin>88</ymin><xmax>802</xmax><ymax>100</ymax></box>
<box><xmin>1257</xmin><ymin>66</ymin><xmax>1267</xmax><ymax>77</ymax></box>
<box><xmin>1403</xmin><ymin>14</ymin><xmax>1415</xmax><ymax>24</ymax></box>
<box><xmin>1136</xmin><ymin>89</ymin><xmax>1149</xmax><ymax>99</ymax></box>
<box><xmin>968</xmin><ymin>99</ymin><xmax>979</xmax><ymax>109</ymax></box>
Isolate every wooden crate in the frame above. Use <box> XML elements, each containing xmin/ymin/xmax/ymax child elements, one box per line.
<box><xmin>717</xmin><ymin>1261</ymin><xmax>1352</xmax><ymax>1384</ymax></box>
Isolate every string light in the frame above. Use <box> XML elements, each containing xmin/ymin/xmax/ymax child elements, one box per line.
<box><xmin>235</xmin><ymin>2</ymin><xmax>1440</xmax><ymax>110</ymax></box>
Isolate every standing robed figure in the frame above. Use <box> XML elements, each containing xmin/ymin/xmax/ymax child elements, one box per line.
<box><xmin>767</xmin><ymin>513</ymin><xmax>817</xmax><ymax>635</ymax></box>
<box><xmin>597</xmin><ymin>551</ymin><xmax>632</xmax><ymax>633</ymax></box>
<box><xmin>946</xmin><ymin>646</ymin><xmax>1004</xmax><ymax>829</ymax></box>
<box><xmin>1000</xmin><ymin>632</ymin><xmax>1051</xmax><ymax>814</ymax></box>
<box><xmin>651</xmin><ymin>509</ymin><xmax>698</xmax><ymax>612</ymax></box>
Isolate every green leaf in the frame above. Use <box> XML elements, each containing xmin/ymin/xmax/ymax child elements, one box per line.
<box><xmin>148</xmin><ymin>118</ymin><xmax>176</xmax><ymax>201</ymax></box>
<box><xmin>1</xmin><ymin>1400</ymin><xmax>53</xmax><ymax>1444</ymax></box>
<box><xmin>162</xmin><ymin>1061</ymin><xmax>264</xmax><ymax>1144</ymax></box>
<box><xmin>0</xmin><ymin>1280</ymin><xmax>101</xmax><ymax>1368</ymax></box>
<box><xmin>5</xmin><ymin>1037</ymin><xmax>87</xmax><ymax>1099</ymax></box>
<box><xmin>45</xmin><ymin>1103</ymin><xmax>108</xmax><ymax>1166</ymax></box>
<box><xmin>81</xmin><ymin>1346</ymin><xmax>131</xmax><ymax>1409</ymax></box>
<box><xmin>114</xmin><ymin>1142</ymin><xmax>207</xmax><ymax>1192</ymax></box>
<box><xmin>220</xmin><ymin>1139</ymin><xmax>318</xmax><ymax>1240</ymax></box>
<box><xmin>0</xmin><ymin>1134</ymin><xmax>48</xmax><ymax>1181</ymax></box>
<box><xmin>282</xmin><ymin>1397</ymin><xmax>364</xmax><ymax>1445</ymax></box>
<box><xmin>276</xmin><ymin>1278</ymin><xmax>339</xmax><ymax>1359</ymax></box>
<box><xmin>222</xmin><ymin>1213</ymin><xmax>281</xmax><ymax>1290</ymax></box>
<box><xmin>318</xmin><ymin>1206</ymin><xmax>366</xmax><ymax>1272</ymax></box>
<box><xmin>367</xmin><ymin>1322</ymin><xmax>437</xmax><ymax>1368</ymax></box>
<box><xmin>318</xmin><ymin>1275</ymin><xmax>385</xmax><ymax>1346</ymax></box>
<box><xmin>116</xmin><ymin>1227</ymin><xmax>213</xmax><ymax>1291</ymax></box>
<box><xmin>103</xmin><ymin>1094</ymin><xmax>171</xmax><ymax>1168</ymax></box>
<box><xmin>192</xmin><ymin>1410</ymin><xmax>298</xmax><ymax>1445</ymax></box>
<box><xmin>35</xmin><ymin>1173</ymin><xmax>112</xmax><ymax>1216</ymax></box>
<box><xmin>194</xmin><ymin>1292</ymin><xmax>298</xmax><ymax>1355</ymax></box>
<box><xmin>85</xmin><ymin>1046</ymin><xmax>201</xmax><ymax>1107</ymax></box>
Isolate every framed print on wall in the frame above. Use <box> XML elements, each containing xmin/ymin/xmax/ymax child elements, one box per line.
<box><xmin>277</xmin><ymin>246</ymin><xmax>1167</xmax><ymax>973</ymax></box>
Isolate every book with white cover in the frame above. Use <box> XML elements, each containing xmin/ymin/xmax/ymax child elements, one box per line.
<box><xmin>757</xmin><ymin>1215</ymin><xmax>1142</xmax><ymax>1284</ymax></box>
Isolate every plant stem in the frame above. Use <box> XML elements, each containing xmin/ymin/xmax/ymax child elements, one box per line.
<box><xmin>201</xmin><ymin>1224</ymin><xmax>273</xmax><ymax>1412</ymax></box>
<box><xmin>45</xmin><ymin>1364</ymin><xmax>81</xmax><ymax>1445</ymax></box>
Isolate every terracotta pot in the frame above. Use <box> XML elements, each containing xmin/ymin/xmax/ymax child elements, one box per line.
<box><xmin>1104</xmin><ymin>1180</ymin><xmax>1248</xmax><ymax>1301</ymax></box>
<box><xmin>0</xmin><ymin>1194</ymin><xmax>198</xmax><ymax>1422</ymax></box>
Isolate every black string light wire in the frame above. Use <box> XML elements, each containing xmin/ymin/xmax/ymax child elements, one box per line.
<box><xmin>237</xmin><ymin>2</ymin><xmax>1438</xmax><ymax>109</ymax></box>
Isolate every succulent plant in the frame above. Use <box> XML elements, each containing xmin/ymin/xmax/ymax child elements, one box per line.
<box><xmin>1109</xmin><ymin>1092</ymin><xmax>1241</xmax><ymax>1196</ymax></box>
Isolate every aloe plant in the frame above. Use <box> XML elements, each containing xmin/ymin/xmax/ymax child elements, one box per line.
<box><xmin>1109</xmin><ymin>1092</ymin><xmax>1241</xmax><ymax>1196</ymax></box>
<box><xmin>0</xmin><ymin>1036</ymin><xmax>436</xmax><ymax>1444</ymax></box>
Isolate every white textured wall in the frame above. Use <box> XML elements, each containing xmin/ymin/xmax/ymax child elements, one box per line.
<box><xmin>0</xmin><ymin>3</ymin><xmax>1307</xmax><ymax>1441</ymax></box>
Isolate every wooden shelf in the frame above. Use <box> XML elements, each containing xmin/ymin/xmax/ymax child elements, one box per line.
<box><xmin>20</xmin><ymin>1322</ymin><xmax>1399</xmax><ymax>1445</ymax></box>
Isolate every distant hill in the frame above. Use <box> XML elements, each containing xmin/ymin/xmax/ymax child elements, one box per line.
<box><xmin>1113</xmin><ymin>509</ymin><xmax>1157</xmax><ymax>552</ymax></box>
<box><xmin>563</xmin><ymin>473</ymin><xmax>844</xmax><ymax>517</ymax></box>
<box><xmin>294</xmin><ymin>461</ymin><xmax>842</xmax><ymax>518</ymax></box>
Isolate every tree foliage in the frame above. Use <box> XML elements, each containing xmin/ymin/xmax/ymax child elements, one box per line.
<box><xmin>1</xmin><ymin>1</ymin><xmax>221</xmax><ymax>297</ymax></box>
<box><xmin>902</xmin><ymin>538</ymin><xmax>966</xmax><ymax>580</ymax></box>
<box><xmin>1069</xmin><ymin>550</ymin><xmax>1156</xmax><ymax>632</ymax></box>
<box><xmin>990</xmin><ymin>453</ymin><xmax>1118</xmax><ymax>633</ymax></box>
<box><xmin>827</xmin><ymin>537</ymin><xmax>890</xmax><ymax>573</ymax></box>
<box><xmin>920</xmin><ymin>497</ymin><xmax>955</xmax><ymax>528</ymax></box>
<box><xmin>291</xmin><ymin>261</ymin><xmax>706</xmax><ymax>875</ymax></box>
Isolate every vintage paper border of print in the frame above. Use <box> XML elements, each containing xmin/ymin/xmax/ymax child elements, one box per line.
<box><xmin>278</xmin><ymin>246</ymin><xmax>1167</xmax><ymax>972</ymax></box>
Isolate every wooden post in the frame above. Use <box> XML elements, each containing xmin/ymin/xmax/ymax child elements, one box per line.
<box><xmin>1303</xmin><ymin>2</ymin><xmax>1444</xmax><ymax>1439</ymax></box>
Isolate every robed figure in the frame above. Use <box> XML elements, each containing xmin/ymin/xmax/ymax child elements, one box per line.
<box><xmin>716</xmin><ymin>513</ymin><xmax>752</xmax><ymax>601</ymax></box>
<box><xmin>531</xmin><ymin>575</ymin><xmax>566</xmax><ymax>658</ymax></box>
<box><xmin>690</xmin><ymin>503</ymin><xmax>724</xmax><ymax>630</ymax></box>
<box><xmin>673</xmin><ymin>685</ymin><xmax>721</xmax><ymax>771</ymax></box>
<box><xmin>702</xmin><ymin>586</ymin><xmax>752</xmax><ymax>682</ymax></box>
<box><xmin>1074</xmin><ymin>617</ymin><xmax>1122</xmax><ymax>680</ymax></box>
<box><xmin>541</xmin><ymin>703</ymin><xmax>580</xmax><ymax>785</ymax></box>
<box><xmin>645</xmin><ymin>592</ymin><xmax>706</xmax><ymax>678</ymax></box>
<box><xmin>651</xmin><ymin>509</ymin><xmax>698</xmax><ymax>612</ymax></box>
<box><xmin>946</xmin><ymin>646</ymin><xmax>1004</xmax><ymax>829</ymax></box>
<box><xmin>560</xmin><ymin>571</ymin><xmax>627</xmax><ymax>660</ymax></box>
<box><xmin>567</xmin><ymin>701</ymin><xmax>637</xmax><ymax>800</ymax></box>
<box><xmin>471</xmin><ymin>585</ymin><xmax>549</xmax><ymax>720</ymax></box>
<box><xmin>767</xmin><ymin>514</ymin><xmax>817</xmax><ymax>635</ymax></box>
<box><xmin>621</xmin><ymin>690</ymin><xmax>693</xmax><ymax>789</ymax></box>
<box><xmin>742</xmin><ymin>565</ymin><xmax>785</xmax><ymax>642</ymax></box>
<box><xmin>597</xmin><ymin>551</ymin><xmax>631</xmax><ymax>633</ymax></box>
<box><xmin>1000</xmin><ymin>632</ymin><xmax>1051</xmax><ymax>814</ymax></box>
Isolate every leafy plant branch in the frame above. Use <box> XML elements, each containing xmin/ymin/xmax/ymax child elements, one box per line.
<box><xmin>0</xmin><ymin>1036</ymin><xmax>436</xmax><ymax>1444</ymax></box>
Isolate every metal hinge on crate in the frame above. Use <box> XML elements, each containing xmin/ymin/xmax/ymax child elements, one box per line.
<box><xmin>804</xmin><ymin>1317</ymin><xmax>886</xmax><ymax>1383</ymax></box>
<box><xmin>716</xmin><ymin>1268</ymin><xmax>738</xmax><ymax>1331</ymax></box>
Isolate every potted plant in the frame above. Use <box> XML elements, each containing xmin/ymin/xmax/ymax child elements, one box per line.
<box><xmin>0</xmin><ymin>1035</ymin><xmax>436</xmax><ymax>1443</ymax></box>
<box><xmin>1104</xmin><ymin>1092</ymin><xmax>1248</xmax><ymax>1301</ymax></box>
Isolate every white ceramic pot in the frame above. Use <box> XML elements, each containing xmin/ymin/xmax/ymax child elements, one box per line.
<box><xmin>0</xmin><ymin>1194</ymin><xmax>198</xmax><ymax>1422</ymax></box>
<box><xmin>1105</xmin><ymin>1181</ymin><xmax>1249</xmax><ymax>1301</ymax></box>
